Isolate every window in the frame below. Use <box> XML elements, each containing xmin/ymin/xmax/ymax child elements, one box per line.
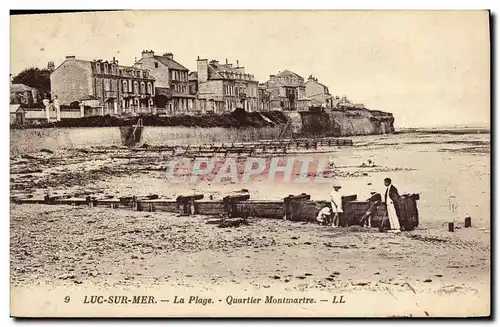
<box><xmin>154</xmin><ymin>62</ymin><xmax>159</xmax><ymax>68</ymax></box>
<box><xmin>95</xmin><ymin>63</ymin><xmax>101</xmax><ymax>74</ymax></box>
<box><xmin>128</xmin><ymin>80</ymin><xmax>133</xmax><ymax>93</ymax></box>
<box><xmin>134</xmin><ymin>81</ymin><xmax>139</xmax><ymax>94</ymax></box>
<box><xmin>104</xmin><ymin>63</ymin><xmax>108</xmax><ymax>74</ymax></box>
<box><xmin>104</xmin><ymin>79</ymin><xmax>110</xmax><ymax>92</ymax></box>
<box><xmin>140</xmin><ymin>82</ymin><xmax>145</xmax><ymax>94</ymax></box>
<box><xmin>147</xmin><ymin>82</ymin><xmax>152</xmax><ymax>94</ymax></box>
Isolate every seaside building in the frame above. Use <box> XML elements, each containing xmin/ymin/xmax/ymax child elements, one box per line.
<box><xmin>258</xmin><ymin>84</ymin><xmax>272</xmax><ymax>111</ymax></box>
<box><xmin>50</xmin><ymin>55</ymin><xmax>156</xmax><ymax>116</ymax></box>
<box><xmin>195</xmin><ymin>57</ymin><xmax>259</xmax><ymax>114</ymax></box>
<box><xmin>134</xmin><ymin>50</ymin><xmax>194</xmax><ymax>116</ymax></box>
<box><xmin>10</xmin><ymin>83</ymin><xmax>41</xmax><ymax>105</ymax></box>
<box><xmin>261</xmin><ymin>70</ymin><xmax>310</xmax><ymax>111</ymax></box>
<box><xmin>305</xmin><ymin>75</ymin><xmax>333</xmax><ymax>108</ymax></box>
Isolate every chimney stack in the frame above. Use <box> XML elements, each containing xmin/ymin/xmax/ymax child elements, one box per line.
<box><xmin>226</xmin><ymin>58</ymin><xmax>228</xmax><ymax>64</ymax></box>
<box><xmin>141</xmin><ymin>50</ymin><xmax>155</xmax><ymax>59</ymax></box>
<box><xmin>236</xmin><ymin>60</ymin><xmax>239</xmax><ymax>67</ymax></box>
<box><xmin>47</xmin><ymin>61</ymin><xmax>55</xmax><ymax>71</ymax></box>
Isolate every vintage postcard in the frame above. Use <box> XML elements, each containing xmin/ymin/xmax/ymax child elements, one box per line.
<box><xmin>9</xmin><ymin>10</ymin><xmax>490</xmax><ymax>318</ymax></box>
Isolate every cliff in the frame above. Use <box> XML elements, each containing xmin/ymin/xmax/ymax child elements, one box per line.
<box><xmin>286</xmin><ymin>107</ymin><xmax>395</xmax><ymax>137</ymax></box>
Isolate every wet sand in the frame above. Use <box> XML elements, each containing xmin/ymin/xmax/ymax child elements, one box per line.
<box><xmin>9</xmin><ymin>130</ymin><xmax>491</xmax><ymax>317</ymax></box>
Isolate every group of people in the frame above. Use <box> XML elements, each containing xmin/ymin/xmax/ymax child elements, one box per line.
<box><xmin>316</xmin><ymin>177</ymin><xmax>402</xmax><ymax>233</ymax></box>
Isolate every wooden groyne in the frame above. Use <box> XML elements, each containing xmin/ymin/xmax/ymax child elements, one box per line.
<box><xmin>11</xmin><ymin>190</ymin><xmax>420</xmax><ymax>231</ymax></box>
<box><xmin>85</xmin><ymin>137</ymin><xmax>354</xmax><ymax>158</ymax></box>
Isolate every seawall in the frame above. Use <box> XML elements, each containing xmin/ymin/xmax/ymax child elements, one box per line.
<box><xmin>10</xmin><ymin>126</ymin><xmax>283</xmax><ymax>156</ymax></box>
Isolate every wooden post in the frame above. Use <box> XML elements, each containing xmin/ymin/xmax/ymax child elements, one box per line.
<box><xmin>132</xmin><ymin>196</ymin><xmax>138</xmax><ymax>211</ymax></box>
<box><xmin>177</xmin><ymin>194</ymin><xmax>203</xmax><ymax>216</ymax></box>
<box><xmin>448</xmin><ymin>222</ymin><xmax>454</xmax><ymax>232</ymax></box>
<box><xmin>86</xmin><ymin>196</ymin><xmax>93</xmax><ymax>208</ymax></box>
<box><xmin>190</xmin><ymin>199</ymin><xmax>195</xmax><ymax>215</ymax></box>
<box><xmin>465</xmin><ymin>217</ymin><xmax>471</xmax><ymax>228</ymax></box>
<box><xmin>283</xmin><ymin>195</ymin><xmax>293</xmax><ymax>220</ymax></box>
<box><xmin>283</xmin><ymin>193</ymin><xmax>311</xmax><ymax>221</ymax></box>
<box><xmin>149</xmin><ymin>203</ymin><xmax>155</xmax><ymax>212</ymax></box>
<box><xmin>223</xmin><ymin>194</ymin><xmax>251</xmax><ymax>217</ymax></box>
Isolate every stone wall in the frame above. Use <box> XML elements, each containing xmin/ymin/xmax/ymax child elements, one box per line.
<box><xmin>287</xmin><ymin>107</ymin><xmax>395</xmax><ymax>137</ymax></box>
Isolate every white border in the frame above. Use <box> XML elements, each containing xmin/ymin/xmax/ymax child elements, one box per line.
<box><xmin>3</xmin><ymin>1</ymin><xmax>498</xmax><ymax>326</ymax></box>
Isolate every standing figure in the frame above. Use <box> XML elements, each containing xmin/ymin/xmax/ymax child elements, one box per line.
<box><xmin>384</xmin><ymin>177</ymin><xmax>401</xmax><ymax>233</ymax></box>
<box><xmin>42</xmin><ymin>97</ymin><xmax>51</xmax><ymax>122</ymax></box>
<box><xmin>53</xmin><ymin>95</ymin><xmax>61</xmax><ymax>122</ymax></box>
<box><xmin>329</xmin><ymin>184</ymin><xmax>343</xmax><ymax>227</ymax></box>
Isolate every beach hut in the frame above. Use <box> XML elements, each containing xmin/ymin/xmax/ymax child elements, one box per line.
<box><xmin>10</xmin><ymin>104</ymin><xmax>25</xmax><ymax>125</ymax></box>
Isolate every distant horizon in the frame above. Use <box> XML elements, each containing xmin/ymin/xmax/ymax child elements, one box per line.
<box><xmin>395</xmin><ymin>123</ymin><xmax>490</xmax><ymax>129</ymax></box>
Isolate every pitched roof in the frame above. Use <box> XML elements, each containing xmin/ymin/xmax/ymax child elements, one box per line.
<box><xmin>277</xmin><ymin>69</ymin><xmax>304</xmax><ymax>80</ymax></box>
<box><xmin>208</xmin><ymin>65</ymin><xmax>224</xmax><ymax>79</ymax></box>
<box><xmin>188</xmin><ymin>72</ymin><xmax>198</xmax><ymax>81</ymax></box>
<box><xmin>154</xmin><ymin>55</ymin><xmax>189</xmax><ymax>71</ymax></box>
<box><xmin>10</xmin><ymin>83</ymin><xmax>36</xmax><ymax>93</ymax></box>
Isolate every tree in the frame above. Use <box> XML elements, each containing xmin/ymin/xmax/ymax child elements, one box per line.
<box><xmin>11</xmin><ymin>67</ymin><xmax>51</xmax><ymax>97</ymax></box>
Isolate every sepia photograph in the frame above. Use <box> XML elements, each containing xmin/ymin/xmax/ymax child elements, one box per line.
<box><xmin>9</xmin><ymin>9</ymin><xmax>491</xmax><ymax>318</ymax></box>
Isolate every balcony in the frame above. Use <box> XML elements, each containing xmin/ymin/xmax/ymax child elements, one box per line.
<box><xmin>105</xmin><ymin>91</ymin><xmax>116</xmax><ymax>98</ymax></box>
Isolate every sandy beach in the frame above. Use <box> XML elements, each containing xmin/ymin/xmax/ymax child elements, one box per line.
<box><xmin>9</xmin><ymin>130</ymin><xmax>491</xmax><ymax>317</ymax></box>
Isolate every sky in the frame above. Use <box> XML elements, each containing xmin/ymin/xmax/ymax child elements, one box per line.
<box><xmin>10</xmin><ymin>10</ymin><xmax>490</xmax><ymax>128</ymax></box>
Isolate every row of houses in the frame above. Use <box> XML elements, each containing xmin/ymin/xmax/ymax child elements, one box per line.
<box><xmin>12</xmin><ymin>50</ymin><xmax>361</xmax><ymax>122</ymax></box>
